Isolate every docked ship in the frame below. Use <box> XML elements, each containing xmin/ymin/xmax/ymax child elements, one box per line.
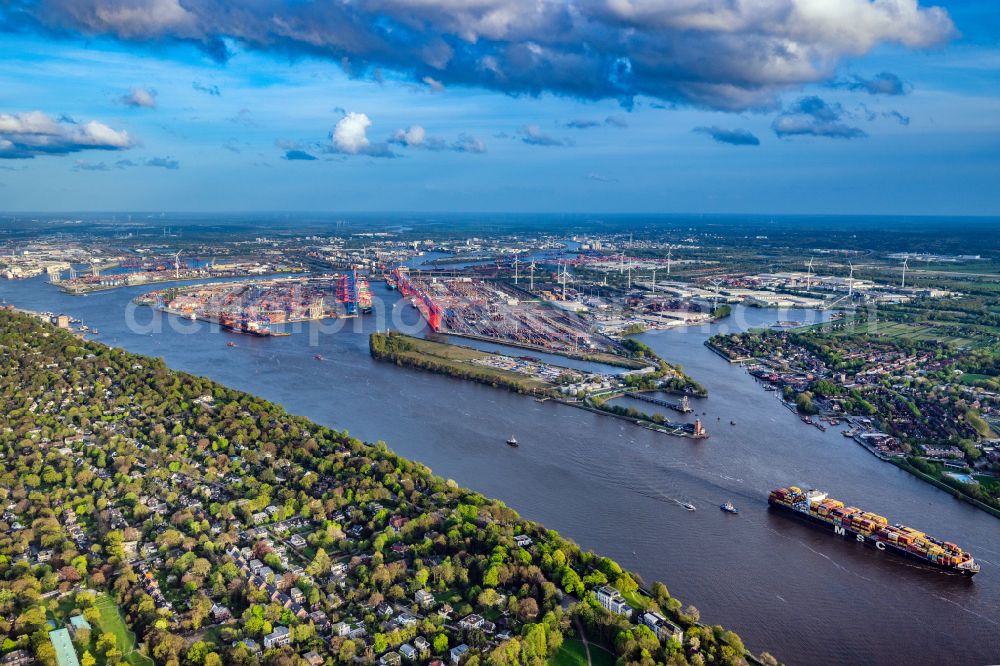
<box><xmin>768</xmin><ymin>486</ymin><xmax>979</xmax><ymax>576</ymax></box>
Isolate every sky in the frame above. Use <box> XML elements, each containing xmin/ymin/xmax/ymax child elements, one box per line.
<box><xmin>0</xmin><ymin>0</ymin><xmax>998</xmax><ymax>216</ymax></box>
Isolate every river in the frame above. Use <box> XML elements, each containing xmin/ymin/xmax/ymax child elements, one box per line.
<box><xmin>1</xmin><ymin>276</ymin><xmax>997</xmax><ymax>665</ymax></box>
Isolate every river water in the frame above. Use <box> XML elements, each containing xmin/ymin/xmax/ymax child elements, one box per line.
<box><xmin>1</xmin><ymin>276</ymin><xmax>998</xmax><ymax>665</ymax></box>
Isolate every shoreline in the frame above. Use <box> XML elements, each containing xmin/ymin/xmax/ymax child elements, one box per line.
<box><xmin>720</xmin><ymin>351</ymin><xmax>1000</xmax><ymax>521</ymax></box>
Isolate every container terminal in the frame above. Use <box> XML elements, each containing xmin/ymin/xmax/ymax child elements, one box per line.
<box><xmin>133</xmin><ymin>272</ymin><xmax>372</xmax><ymax>335</ymax></box>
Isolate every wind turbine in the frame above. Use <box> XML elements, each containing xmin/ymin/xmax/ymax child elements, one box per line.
<box><xmin>651</xmin><ymin>267</ymin><xmax>657</xmax><ymax>293</ymax></box>
<box><xmin>709</xmin><ymin>277</ymin><xmax>723</xmax><ymax>312</ymax></box>
<box><xmin>173</xmin><ymin>251</ymin><xmax>182</xmax><ymax>279</ymax></box>
<box><xmin>513</xmin><ymin>255</ymin><xmax>519</xmax><ymax>285</ymax></box>
<box><xmin>805</xmin><ymin>257</ymin><xmax>814</xmax><ymax>291</ymax></box>
<box><xmin>561</xmin><ymin>261</ymin><xmax>568</xmax><ymax>300</ymax></box>
<box><xmin>901</xmin><ymin>256</ymin><xmax>909</xmax><ymax>289</ymax></box>
<box><xmin>848</xmin><ymin>261</ymin><xmax>855</xmax><ymax>297</ymax></box>
<box><xmin>529</xmin><ymin>262</ymin><xmax>536</xmax><ymax>291</ymax></box>
<box><xmin>666</xmin><ymin>247</ymin><xmax>672</xmax><ymax>276</ymax></box>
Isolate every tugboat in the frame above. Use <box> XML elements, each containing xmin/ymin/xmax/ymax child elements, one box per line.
<box><xmin>720</xmin><ymin>501</ymin><xmax>739</xmax><ymax>514</ymax></box>
<box><xmin>506</xmin><ymin>435</ymin><xmax>519</xmax><ymax>448</ymax></box>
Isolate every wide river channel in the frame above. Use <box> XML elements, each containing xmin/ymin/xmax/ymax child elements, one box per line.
<box><xmin>1</xmin><ymin>276</ymin><xmax>998</xmax><ymax>665</ymax></box>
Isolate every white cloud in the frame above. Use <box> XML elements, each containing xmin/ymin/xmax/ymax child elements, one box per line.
<box><xmin>332</xmin><ymin>112</ymin><xmax>373</xmax><ymax>155</ymax></box>
<box><xmin>120</xmin><ymin>86</ymin><xmax>157</xmax><ymax>108</ymax></box>
<box><xmin>392</xmin><ymin>125</ymin><xmax>426</xmax><ymax>147</ymax></box>
<box><xmin>0</xmin><ymin>111</ymin><xmax>132</xmax><ymax>159</ymax></box>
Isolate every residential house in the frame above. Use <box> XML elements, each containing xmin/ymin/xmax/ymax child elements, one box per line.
<box><xmin>458</xmin><ymin>614</ymin><xmax>484</xmax><ymax>631</ymax></box>
<box><xmin>379</xmin><ymin>652</ymin><xmax>402</xmax><ymax>666</ymax></box>
<box><xmin>264</xmin><ymin>626</ymin><xmax>291</xmax><ymax>649</ymax></box>
<box><xmin>641</xmin><ymin>611</ymin><xmax>682</xmax><ymax>643</ymax></box>
<box><xmin>450</xmin><ymin>644</ymin><xmax>470</xmax><ymax>665</ymax></box>
<box><xmin>596</xmin><ymin>586</ymin><xmax>631</xmax><ymax>617</ymax></box>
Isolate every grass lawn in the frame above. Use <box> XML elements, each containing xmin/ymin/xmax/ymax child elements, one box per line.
<box><xmin>549</xmin><ymin>638</ymin><xmax>615</xmax><ymax>666</ymax></box>
<box><xmin>619</xmin><ymin>588</ymin><xmax>650</xmax><ymax>612</ymax></box>
<box><xmin>93</xmin><ymin>594</ymin><xmax>155</xmax><ymax>666</ymax></box>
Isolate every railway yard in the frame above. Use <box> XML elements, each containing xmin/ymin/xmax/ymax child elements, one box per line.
<box><xmin>396</xmin><ymin>271</ymin><xmax>617</xmax><ymax>354</ymax></box>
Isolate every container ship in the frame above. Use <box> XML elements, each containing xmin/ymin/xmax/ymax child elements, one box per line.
<box><xmin>768</xmin><ymin>486</ymin><xmax>980</xmax><ymax>576</ymax></box>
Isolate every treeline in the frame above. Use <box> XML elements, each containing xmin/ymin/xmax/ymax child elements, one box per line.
<box><xmin>0</xmin><ymin>309</ymin><xmax>774</xmax><ymax>666</ymax></box>
<box><xmin>370</xmin><ymin>331</ymin><xmax>551</xmax><ymax>396</ymax></box>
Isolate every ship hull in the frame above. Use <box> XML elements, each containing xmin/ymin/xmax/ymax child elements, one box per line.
<box><xmin>768</xmin><ymin>500</ymin><xmax>978</xmax><ymax>576</ymax></box>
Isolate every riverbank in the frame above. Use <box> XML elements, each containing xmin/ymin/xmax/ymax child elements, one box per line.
<box><xmin>2</xmin><ymin>271</ymin><xmax>995</xmax><ymax>666</ymax></box>
<box><xmin>708</xmin><ymin>331</ymin><xmax>1000</xmax><ymax>519</ymax></box>
<box><xmin>370</xmin><ymin>331</ymin><xmax>557</xmax><ymax>395</ymax></box>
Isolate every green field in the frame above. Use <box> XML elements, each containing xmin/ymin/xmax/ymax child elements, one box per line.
<box><xmin>371</xmin><ymin>332</ymin><xmax>558</xmax><ymax>394</ymax></box>
<box><xmin>549</xmin><ymin>638</ymin><xmax>615</xmax><ymax>666</ymax></box>
<box><xmin>93</xmin><ymin>595</ymin><xmax>155</xmax><ymax>666</ymax></box>
<box><xmin>817</xmin><ymin>318</ymin><xmax>986</xmax><ymax>348</ymax></box>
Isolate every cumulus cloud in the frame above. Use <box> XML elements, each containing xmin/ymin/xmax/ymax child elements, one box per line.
<box><xmin>75</xmin><ymin>155</ymin><xmax>178</xmax><ymax>170</ymax></box>
<box><xmin>835</xmin><ymin>72</ymin><xmax>908</xmax><ymax>96</ymax></box>
<box><xmin>120</xmin><ymin>86</ymin><xmax>157</xmax><ymax>108</ymax></box>
<box><xmin>145</xmin><ymin>156</ymin><xmax>179</xmax><ymax>169</ymax></box>
<box><xmin>329</xmin><ymin>112</ymin><xmax>394</xmax><ymax>157</ymax></box>
<box><xmin>422</xmin><ymin>76</ymin><xmax>445</xmax><ymax>93</ymax></box>
<box><xmin>389</xmin><ymin>125</ymin><xmax>486</xmax><ymax>153</ymax></box>
<box><xmin>0</xmin><ymin>111</ymin><xmax>132</xmax><ymax>159</ymax></box>
<box><xmin>772</xmin><ymin>97</ymin><xmax>867</xmax><ymax>139</ymax></box>
<box><xmin>283</xmin><ymin>149</ymin><xmax>317</xmax><ymax>161</ymax></box>
<box><xmin>693</xmin><ymin>126</ymin><xmax>761</xmax><ymax>146</ymax></box>
<box><xmin>519</xmin><ymin>125</ymin><xmax>571</xmax><ymax>147</ymax></box>
<box><xmin>565</xmin><ymin>116</ymin><xmax>628</xmax><ymax>129</ymax></box>
<box><xmin>73</xmin><ymin>159</ymin><xmax>110</xmax><ymax>171</ymax></box>
<box><xmin>884</xmin><ymin>110</ymin><xmax>911</xmax><ymax>126</ymax></box>
<box><xmin>452</xmin><ymin>134</ymin><xmax>486</xmax><ymax>154</ymax></box>
<box><xmin>0</xmin><ymin>0</ymin><xmax>955</xmax><ymax>111</ymax></box>
<box><xmin>192</xmin><ymin>81</ymin><xmax>221</xmax><ymax>96</ymax></box>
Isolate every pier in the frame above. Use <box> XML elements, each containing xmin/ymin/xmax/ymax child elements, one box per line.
<box><xmin>624</xmin><ymin>391</ymin><xmax>693</xmax><ymax>413</ymax></box>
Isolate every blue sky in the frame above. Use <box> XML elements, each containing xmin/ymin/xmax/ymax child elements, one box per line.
<box><xmin>0</xmin><ymin>0</ymin><xmax>997</xmax><ymax>215</ymax></box>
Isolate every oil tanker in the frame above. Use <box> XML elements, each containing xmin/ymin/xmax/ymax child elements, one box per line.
<box><xmin>768</xmin><ymin>486</ymin><xmax>980</xmax><ymax>576</ymax></box>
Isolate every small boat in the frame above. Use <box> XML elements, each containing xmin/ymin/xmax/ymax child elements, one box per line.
<box><xmin>506</xmin><ymin>435</ymin><xmax>519</xmax><ymax>448</ymax></box>
<box><xmin>314</xmin><ymin>354</ymin><xmax>324</xmax><ymax>361</ymax></box>
<box><xmin>720</xmin><ymin>501</ymin><xmax>739</xmax><ymax>514</ymax></box>
<box><xmin>730</xmin><ymin>420</ymin><xmax>736</xmax><ymax>425</ymax></box>
<box><xmin>227</xmin><ymin>341</ymin><xmax>236</xmax><ymax>348</ymax></box>
<box><xmin>682</xmin><ymin>502</ymin><xmax>696</xmax><ymax>511</ymax></box>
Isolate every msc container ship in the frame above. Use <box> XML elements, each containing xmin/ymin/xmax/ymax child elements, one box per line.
<box><xmin>768</xmin><ymin>486</ymin><xmax>980</xmax><ymax>576</ymax></box>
